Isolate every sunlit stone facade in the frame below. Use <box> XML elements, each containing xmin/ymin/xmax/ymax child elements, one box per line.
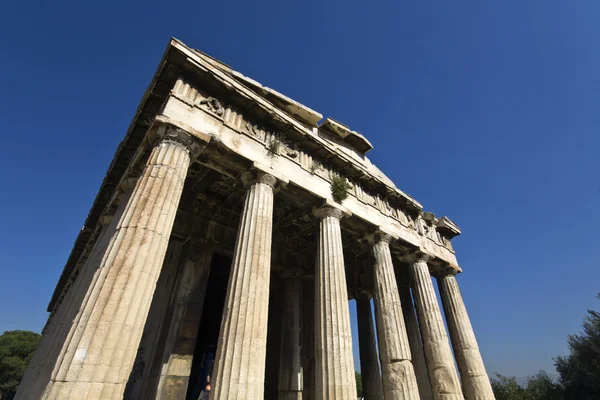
<box><xmin>17</xmin><ymin>39</ymin><xmax>494</xmax><ymax>400</ymax></box>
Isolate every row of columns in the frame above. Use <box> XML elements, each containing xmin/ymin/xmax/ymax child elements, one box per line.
<box><xmin>17</xmin><ymin>125</ymin><xmax>493</xmax><ymax>400</ymax></box>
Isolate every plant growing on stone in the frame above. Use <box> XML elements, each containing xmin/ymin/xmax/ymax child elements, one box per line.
<box><xmin>309</xmin><ymin>160</ymin><xmax>322</xmax><ymax>174</ymax></box>
<box><xmin>330</xmin><ymin>175</ymin><xmax>352</xmax><ymax>203</ymax></box>
<box><xmin>267</xmin><ymin>133</ymin><xmax>286</xmax><ymax>157</ymax></box>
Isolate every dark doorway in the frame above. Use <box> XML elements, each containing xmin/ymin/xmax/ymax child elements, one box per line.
<box><xmin>186</xmin><ymin>253</ymin><xmax>231</xmax><ymax>400</ymax></box>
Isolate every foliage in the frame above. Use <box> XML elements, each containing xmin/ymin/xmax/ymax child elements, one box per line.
<box><xmin>554</xmin><ymin>293</ymin><xmax>600</xmax><ymax>399</ymax></box>
<box><xmin>309</xmin><ymin>160</ymin><xmax>322</xmax><ymax>174</ymax></box>
<box><xmin>491</xmin><ymin>371</ymin><xmax>562</xmax><ymax>400</ymax></box>
<box><xmin>491</xmin><ymin>374</ymin><xmax>526</xmax><ymax>400</ymax></box>
<box><xmin>266</xmin><ymin>133</ymin><xmax>286</xmax><ymax>157</ymax></box>
<box><xmin>330</xmin><ymin>175</ymin><xmax>351</xmax><ymax>203</ymax></box>
<box><xmin>355</xmin><ymin>371</ymin><xmax>363</xmax><ymax>397</ymax></box>
<box><xmin>0</xmin><ymin>330</ymin><xmax>41</xmax><ymax>399</ymax></box>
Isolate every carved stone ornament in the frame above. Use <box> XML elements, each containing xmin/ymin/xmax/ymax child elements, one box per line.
<box><xmin>199</xmin><ymin>96</ymin><xmax>224</xmax><ymax>116</ymax></box>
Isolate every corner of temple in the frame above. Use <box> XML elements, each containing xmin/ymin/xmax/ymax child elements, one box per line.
<box><xmin>149</xmin><ymin>115</ymin><xmax>212</xmax><ymax>156</ymax></box>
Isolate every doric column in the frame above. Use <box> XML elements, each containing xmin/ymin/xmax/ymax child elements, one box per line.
<box><xmin>371</xmin><ymin>233</ymin><xmax>420</xmax><ymax>400</ymax></box>
<box><xmin>278</xmin><ymin>277</ymin><xmax>304</xmax><ymax>400</ymax></box>
<box><xmin>437</xmin><ymin>270</ymin><xmax>494</xmax><ymax>400</ymax></box>
<box><xmin>41</xmin><ymin>126</ymin><xmax>200</xmax><ymax>400</ymax></box>
<box><xmin>155</xmin><ymin>244</ymin><xmax>214</xmax><ymax>399</ymax></box>
<box><xmin>16</xmin><ymin>180</ymin><xmax>137</xmax><ymax>400</ymax></box>
<box><xmin>356</xmin><ymin>295</ymin><xmax>383</xmax><ymax>400</ymax></box>
<box><xmin>409</xmin><ymin>255</ymin><xmax>463</xmax><ymax>400</ymax></box>
<box><xmin>302</xmin><ymin>280</ymin><xmax>316</xmax><ymax>400</ymax></box>
<box><xmin>397</xmin><ymin>284</ymin><xmax>432</xmax><ymax>400</ymax></box>
<box><xmin>313</xmin><ymin>204</ymin><xmax>357</xmax><ymax>400</ymax></box>
<box><xmin>210</xmin><ymin>171</ymin><xmax>279</xmax><ymax>400</ymax></box>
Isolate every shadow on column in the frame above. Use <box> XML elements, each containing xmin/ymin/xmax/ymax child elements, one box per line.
<box><xmin>186</xmin><ymin>253</ymin><xmax>231</xmax><ymax>400</ymax></box>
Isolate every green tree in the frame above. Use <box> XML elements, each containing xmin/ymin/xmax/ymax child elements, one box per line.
<box><xmin>355</xmin><ymin>371</ymin><xmax>363</xmax><ymax>398</ymax></box>
<box><xmin>491</xmin><ymin>371</ymin><xmax>562</xmax><ymax>400</ymax></box>
<box><xmin>523</xmin><ymin>371</ymin><xmax>563</xmax><ymax>400</ymax></box>
<box><xmin>491</xmin><ymin>373</ymin><xmax>526</xmax><ymax>400</ymax></box>
<box><xmin>0</xmin><ymin>330</ymin><xmax>41</xmax><ymax>400</ymax></box>
<box><xmin>554</xmin><ymin>293</ymin><xmax>600</xmax><ymax>399</ymax></box>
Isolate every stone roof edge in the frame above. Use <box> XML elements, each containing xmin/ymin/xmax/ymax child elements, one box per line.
<box><xmin>170</xmin><ymin>38</ymin><xmax>424</xmax><ymax>212</ymax></box>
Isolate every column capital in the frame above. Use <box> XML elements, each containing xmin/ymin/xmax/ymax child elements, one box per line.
<box><xmin>242</xmin><ymin>161</ymin><xmax>289</xmax><ymax>189</ymax></box>
<box><xmin>433</xmin><ymin>265</ymin><xmax>459</xmax><ymax>279</ymax></box>
<box><xmin>312</xmin><ymin>199</ymin><xmax>351</xmax><ymax>220</ymax></box>
<box><xmin>404</xmin><ymin>251</ymin><xmax>431</xmax><ymax>264</ymax></box>
<box><xmin>365</xmin><ymin>227</ymin><xmax>396</xmax><ymax>245</ymax></box>
<box><xmin>150</xmin><ymin>121</ymin><xmax>208</xmax><ymax>159</ymax></box>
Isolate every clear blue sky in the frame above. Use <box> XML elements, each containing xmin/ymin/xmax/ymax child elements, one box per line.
<box><xmin>1</xmin><ymin>0</ymin><xmax>598</xmax><ymax>379</ymax></box>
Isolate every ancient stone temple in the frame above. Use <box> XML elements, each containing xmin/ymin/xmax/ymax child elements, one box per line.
<box><xmin>17</xmin><ymin>38</ymin><xmax>494</xmax><ymax>400</ymax></box>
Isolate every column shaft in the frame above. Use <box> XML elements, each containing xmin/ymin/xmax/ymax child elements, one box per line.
<box><xmin>356</xmin><ymin>297</ymin><xmax>383</xmax><ymax>400</ymax></box>
<box><xmin>398</xmin><ymin>285</ymin><xmax>433</xmax><ymax>400</ymax></box>
<box><xmin>278</xmin><ymin>278</ymin><xmax>304</xmax><ymax>400</ymax></box>
<box><xmin>16</xmin><ymin>186</ymin><xmax>134</xmax><ymax>400</ymax></box>
<box><xmin>210</xmin><ymin>173</ymin><xmax>276</xmax><ymax>400</ymax></box>
<box><xmin>302</xmin><ymin>280</ymin><xmax>316</xmax><ymax>400</ymax></box>
<box><xmin>409</xmin><ymin>259</ymin><xmax>463</xmax><ymax>400</ymax></box>
<box><xmin>314</xmin><ymin>207</ymin><xmax>357</xmax><ymax>400</ymax></box>
<box><xmin>42</xmin><ymin>133</ymin><xmax>193</xmax><ymax>399</ymax></box>
<box><xmin>372</xmin><ymin>238</ymin><xmax>419</xmax><ymax>400</ymax></box>
<box><xmin>155</xmin><ymin>246</ymin><xmax>213</xmax><ymax>399</ymax></box>
<box><xmin>438</xmin><ymin>274</ymin><xmax>494</xmax><ymax>400</ymax></box>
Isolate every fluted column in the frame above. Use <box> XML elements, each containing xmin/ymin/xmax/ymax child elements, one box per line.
<box><xmin>409</xmin><ymin>255</ymin><xmax>463</xmax><ymax>400</ymax></box>
<box><xmin>210</xmin><ymin>171</ymin><xmax>278</xmax><ymax>400</ymax></box>
<box><xmin>155</xmin><ymin>245</ymin><xmax>214</xmax><ymax>399</ymax></box>
<box><xmin>371</xmin><ymin>233</ymin><xmax>420</xmax><ymax>400</ymax></box>
<box><xmin>437</xmin><ymin>270</ymin><xmax>494</xmax><ymax>400</ymax></box>
<box><xmin>16</xmin><ymin>180</ymin><xmax>137</xmax><ymax>400</ymax></box>
<box><xmin>278</xmin><ymin>278</ymin><xmax>304</xmax><ymax>400</ymax></box>
<box><xmin>397</xmin><ymin>284</ymin><xmax>432</xmax><ymax>400</ymax></box>
<box><xmin>356</xmin><ymin>296</ymin><xmax>383</xmax><ymax>400</ymax></box>
<box><xmin>313</xmin><ymin>205</ymin><xmax>357</xmax><ymax>400</ymax></box>
<box><xmin>41</xmin><ymin>127</ymin><xmax>199</xmax><ymax>400</ymax></box>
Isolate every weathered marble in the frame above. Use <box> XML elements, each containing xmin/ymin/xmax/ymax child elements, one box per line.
<box><xmin>16</xmin><ymin>181</ymin><xmax>136</xmax><ymax>400</ymax></box>
<box><xmin>155</xmin><ymin>245</ymin><xmax>213</xmax><ymax>399</ymax></box>
<box><xmin>302</xmin><ymin>280</ymin><xmax>316</xmax><ymax>400</ymax></box>
<box><xmin>371</xmin><ymin>234</ymin><xmax>420</xmax><ymax>400</ymax></box>
<box><xmin>409</xmin><ymin>256</ymin><xmax>463</xmax><ymax>400</ymax></box>
<box><xmin>124</xmin><ymin>239</ymin><xmax>185</xmax><ymax>399</ymax></box>
<box><xmin>437</xmin><ymin>271</ymin><xmax>494</xmax><ymax>400</ymax></box>
<box><xmin>313</xmin><ymin>205</ymin><xmax>357</xmax><ymax>400</ymax></box>
<box><xmin>278</xmin><ymin>278</ymin><xmax>303</xmax><ymax>400</ymax></box>
<box><xmin>397</xmin><ymin>284</ymin><xmax>433</xmax><ymax>400</ymax></box>
<box><xmin>210</xmin><ymin>171</ymin><xmax>277</xmax><ymax>400</ymax></box>
<box><xmin>41</xmin><ymin>129</ymin><xmax>195</xmax><ymax>399</ymax></box>
<box><xmin>356</xmin><ymin>296</ymin><xmax>383</xmax><ymax>400</ymax></box>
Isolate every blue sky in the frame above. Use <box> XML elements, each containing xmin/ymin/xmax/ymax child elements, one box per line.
<box><xmin>1</xmin><ymin>0</ymin><xmax>599</xmax><ymax>379</ymax></box>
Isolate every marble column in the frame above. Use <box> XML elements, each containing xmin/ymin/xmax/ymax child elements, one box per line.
<box><xmin>278</xmin><ymin>278</ymin><xmax>304</xmax><ymax>400</ymax></box>
<box><xmin>437</xmin><ymin>270</ymin><xmax>494</xmax><ymax>400</ymax></box>
<box><xmin>210</xmin><ymin>171</ymin><xmax>277</xmax><ymax>400</ymax></box>
<box><xmin>302</xmin><ymin>280</ymin><xmax>316</xmax><ymax>400</ymax></box>
<box><xmin>16</xmin><ymin>180</ymin><xmax>136</xmax><ymax>400</ymax></box>
<box><xmin>371</xmin><ymin>234</ymin><xmax>420</xmax><ymax>400</ymax></box>
<box><xmin>356</xmin><ymin>296</ymin><xmax>383</xmax><ymax>400</ymax></box>
<box><xmin>409</xmin><ymin>255</ymin><xmax>463</xmax><ymax>400</ymax></box>
<box><xmin>41</xmin><ymin>127</ymin><xmax>199</xmax><ymax>400</ymax></box>
<box><xmin>397</xmin><ymin>284</ymin><xmax>432</xmax><ymax>400</ymax></box>
<box><xmin>155</xmin><ymin>245</ymin><xmax>214</xmax><ymax>399</ymax></box>
<box><xmin>313</xmin><ymin>205</ymin><xmax>357</xmax><ymax>400</ymax></box>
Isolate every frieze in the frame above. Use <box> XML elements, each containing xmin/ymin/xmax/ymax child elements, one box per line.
<box><xmin>171</xmin><ymin>77</ymin><xmax>454</xmax><ymax>249</ymax></box>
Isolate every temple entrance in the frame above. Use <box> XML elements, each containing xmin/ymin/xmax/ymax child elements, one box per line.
<box><xmin>186</xmin><ymin>253</ymin><xmax>232</xmax><ymax>400</ymax></box>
